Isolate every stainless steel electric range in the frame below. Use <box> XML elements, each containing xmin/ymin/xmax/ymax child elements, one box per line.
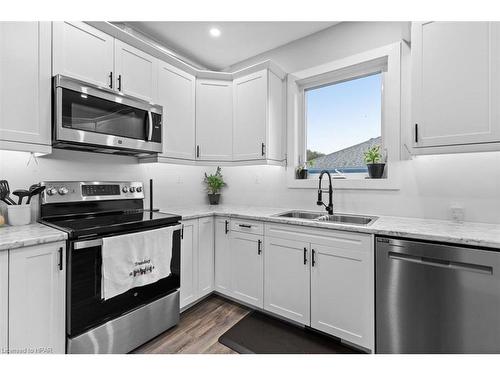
<box><xmin>38</xmin><ymin>181</ymin><xmax>182</xmax><ymax>354</ymax></box>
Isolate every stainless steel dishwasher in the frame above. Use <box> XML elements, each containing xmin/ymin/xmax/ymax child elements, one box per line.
<box><xmin>376</xmin><ymin>236</ymin><xmax>500</xmax><ymax>353</ymax></box>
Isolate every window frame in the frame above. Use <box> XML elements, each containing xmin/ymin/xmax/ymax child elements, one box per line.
<box><xmin>286</xmin><ymin>42</ymin><xmax>402</xmax><ymax>190</ymax></box>
<box><xmin>303</xmin><ymin>70</ymin><xmax>384</xmax><ymax>178</ymax></box>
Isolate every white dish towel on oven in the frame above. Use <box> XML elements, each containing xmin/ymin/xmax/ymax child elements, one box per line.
<box><xmin>101</xmin><ymin>225</ymin><xmax>178</xmax><ymax>300</ymax></box>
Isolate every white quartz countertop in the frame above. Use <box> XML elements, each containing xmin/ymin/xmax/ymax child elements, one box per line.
<box><xmin>159</xmin><ymin>205</ymin><xmax>500</xmax><ymax>249</ymax></box>
<box><xmin>0</xmin><ymin>223</ymin><xmax>67</xmax><ymax>251</ymax></box>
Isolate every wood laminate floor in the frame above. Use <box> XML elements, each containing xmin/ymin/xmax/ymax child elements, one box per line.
<box><xmin>133</xmin><ymin>295</ymin><xmax>250</xmax><ymax>354</ymax></box>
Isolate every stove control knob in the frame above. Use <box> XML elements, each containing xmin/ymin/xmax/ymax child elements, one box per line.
<box><xmin>58</xmin><ymin>187</ymin><xmax>69</xmax><ymax>195</ymax></box>
<box><xmin>136</xmin><ymin>186</ymin><xmax>143</xmax><ymax>193</ymax></box>
<box><xmin>122</xmin><ymin>186</ymin><xmax>128</xmax><ymax>193</ymax></box>
<box><xmin>47</xmin><ymin>187</ymin><xmax>57</xmax><ymax>196</ymax></box>
<box><xmin>129</xmin><ymin>186</ymin><xmax>136</xmax><ymax>193</ymax></box>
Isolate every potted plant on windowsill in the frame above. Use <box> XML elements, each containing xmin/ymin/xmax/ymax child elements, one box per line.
<box><xmin>364</xmin><ymin>145</ymin><xmax>386</xmax><ymax>179</ymax></box>
<box><xmin>204</xmin><ymin>166</ymin><xmax>226</xmax><ymax>205</ymax></box>
<box><xmin>295</xmin><ymin>160</ymin><xmax>315</xmax><ymax>180</ymax></box>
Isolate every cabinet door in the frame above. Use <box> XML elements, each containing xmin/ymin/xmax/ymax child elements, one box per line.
<box><xmin>9</xmin><ymin>242</ymin><xmax>65</xmax><ymax>354</ymax></box>
<box><xmin>114</xmin><ymin>40</ymin><xmax>158</xmax><ymax>102</ymax></box>
<box><xmin>233</xmin><ymin>70</ymin><xmax>268</xmax><ymax>160</ymax></box>
<box><xmin>198</xmin><ymin>217</ymin><xmax>214</xmax><ymax>298</ymax></box>
<box><xmin>180</xmin><ymin>220</ymin><xmax>199</xmax><ymax>309</ymax></box>
<box><xmin>52</xmin><ymin>21</ymin><xmax>114</xmax><ymax>88</ymax></box>
<box><xmin>158</xmin><ymin>62</ymin><xmax>196</xmax><ymax>159</ymax></box>
<box><xmin>310</xmin><ymin>234</ymin><xmax>374</xmax><ymax>350</ymax></box>
<box><xmin>214</xmin><ymin>217</ymin><xmax>231</xmax><ymax>296</ymax></box>
<box><xmin>412</xmin><ymin>22</ymin><xmax>500</xmax><ymax>147</ymax></box>
<box><xmin>229</xmin><ymin>232</ymin><xmax>264</xmax><ymax>308</ymax></box>
<box><xmin>0</xmin><ymin>251</ymin><xmax>7</xmax><ymax>352</ymax></box>
<box><xmin>264</xmin><ymin>237</ymin><xmax>310</xmax><ymax>325</ymax></box>
<box><xmin>0</xmin><ymin>22</ymin><xmax>51</xmax><ymax>146</ymax></box>
<box><xmin>196</xmin><ymin>79</ymin><xmax>233</xmax><ymax>161</ymax></box>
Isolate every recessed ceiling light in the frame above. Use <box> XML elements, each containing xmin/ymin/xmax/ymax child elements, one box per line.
<box><xmin>209</xmin><ymin>27</ymin><xmax>221</xmax><ymax>37</ymax></box>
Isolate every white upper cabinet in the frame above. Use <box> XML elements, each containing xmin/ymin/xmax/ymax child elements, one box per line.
<box><xmin>412</xmin><ymin>22</ymin><xmax>500</xmax><ymax>149</ymax></box>
<box><xmin>53</xmin><ymin>22</ymin><xmax>158</xmax><ymax>103</ymax></box>
<box><xmin>229</xmin><ymin>231</ymin><xmax>264</xmax><ymax>308</ymax></box>
<box><xmin>233</xmin><ymin>69</ymin><xmax>285</xmax><ymax>161</ymax></box>
<box><xmin>214</xmin><ymin>217</ymin><xmax>232</xmax><ymax>296</ymax></box>
<box><xmin>8</xmin><ymin>242</ymin><xmax>66</xmax><ymax>354</ymax></box>
<box><xmin>233</xmin><ymin>70</ymin><xmax>268</xmax><ymax>160</ymax></box>
<box><xmin>195</xmin><ymin>79</ymin><xmax>233</xmax><ymax>161</ymax></box>
<box><xmin>158</xmin><ymin>61</ymin><xmax>196</xmax><ymax>159</ymax></box>
<box><xmin>114</xmin><ymin>40</ymin><xmax>158</xmax><ymax>102</ymax></box>
<box><xmin>264</xmin><ymin>237</ymin><xmax>310</xmax><ymax>325</ymax></box>
<box><xmin>53</xmin><ymin>22</ymin><xmax>114</xmax><ymax>88</ymax></box>
<box><xmin>180</xmin><ymin>220</ymin><xmax>199</xmax><ymax>309</ymax></box>
<box><xmin>0</xmin><ymin>22</ymin><xmax>51</xmax><ymax>152</ymax></box>
<box><xmin>197</xmin><ymin>217</ymin><xmax>215</xmax><ymax>298</ymax></box>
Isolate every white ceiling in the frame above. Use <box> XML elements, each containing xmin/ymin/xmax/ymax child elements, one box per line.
<box><xmin>121</xmin><ymin>22</ymin><xmax>338</xmax><ymax>71</ymax></box>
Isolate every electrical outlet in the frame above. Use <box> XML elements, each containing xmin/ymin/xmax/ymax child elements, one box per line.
<box><xmin>450</xmin><ymin>205</ymin><xmax>464</xmax><ymax>223</ymax></box>
<box><xmin>176</xmin><ymin>175</ymin><xmax>182</xmax><ymax>184</ymax></box>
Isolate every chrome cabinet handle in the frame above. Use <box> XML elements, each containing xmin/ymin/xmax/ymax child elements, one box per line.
<box><xmin>261</xmin><ymin>142</ymin><xmax>266</xmax><ymax>156</ymax></box>
<box><xmin>311</xmin><ymin>249</ymin><xmax>316</xmax><ymax>267</ymax></box>
<box><xmin>238</xmin><ymin>224</ymin><xmax>252</xmax><ymax>228</ymax></box>
<box><xmin>225</xmin><ymin>220</ymin><xmax>229</xmax><ymax>234</ymax></box>
<box><xmin>108</xmin><ymin>71</ymin><xmax>113</xmax><ymax>89</ymax></box>
<box><xmin>117</xmin><ymin>74</ymin><xmax>122</xmax><ymax>91</ymax></box>
<box><xmin>257</xmin><ymin>239</ymin><xmax>262</xmax><ymax>255</ymax></box>
<box><xmin>303</xmin><ymin>247</ymin><xmax>307</xmax><ymax>265</ymax></box>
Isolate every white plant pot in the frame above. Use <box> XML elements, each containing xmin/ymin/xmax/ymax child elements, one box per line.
<box><xmin>7</xmin><ymin>204</ymin><xmax>31</xmax><ymax>226</ymax></box>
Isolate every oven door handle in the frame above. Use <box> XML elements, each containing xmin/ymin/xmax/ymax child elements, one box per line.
<box><xmin>146</xmin><ymin>111</ymin><xmax>153</xmax><ymax>142</ymax></box>
<box><xmin>74</xmin><ymin>238</ymin><xmax>103</xmax><ymax>250</ymax></box>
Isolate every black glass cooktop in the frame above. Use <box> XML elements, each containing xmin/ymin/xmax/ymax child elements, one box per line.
<box><xmin>40</xmin><ymin>209</ymin><xmax>181</xmax><ymax>239</ymax></box>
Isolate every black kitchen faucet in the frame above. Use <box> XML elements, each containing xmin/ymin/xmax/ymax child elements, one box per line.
<box><xmin>317</xmin><ymin>170</ymin><xmax>333</xmax><ymax>215</ymax></box>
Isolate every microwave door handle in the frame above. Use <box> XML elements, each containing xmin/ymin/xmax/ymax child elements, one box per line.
<box><xmin>147</xmin><ymin>111</ymin><xmax>153</xmax><ymax>141</ymax></box>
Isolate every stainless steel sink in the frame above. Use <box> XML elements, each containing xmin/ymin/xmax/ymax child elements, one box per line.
<box><xmin>274</xmin><ymin>210</ymin><xmax>377</xmax><ymax>226</ymax></box>
<box><xmin>316</xmin><ymin>214</ymin><xmax>377</xmax><ymax>225</ymax></box>
<box><xmin>274</xmin><ymin>210</ymin><xmax>326</xmax><ymax>220</ymax></box>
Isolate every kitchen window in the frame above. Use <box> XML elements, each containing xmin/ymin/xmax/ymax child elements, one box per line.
<box><xmin>287</xmin><ymin>42</ymin><xmax>402</xmax><ymax>189</ymax></box>
<box><xmin>305</xmin><ymin>73</ymin><xmax>382</xmax><ymax>176</ymax></box>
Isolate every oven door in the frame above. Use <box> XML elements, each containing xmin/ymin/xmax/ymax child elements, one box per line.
<box><xmin>67</xmin><ymin>226</ymin><xmax>180</xmax><ymax>338</ymax></box>
<box><xmin>54</xmin><ymin>75</ymin><xmax>162</xmax><ymax>154</ymax></box>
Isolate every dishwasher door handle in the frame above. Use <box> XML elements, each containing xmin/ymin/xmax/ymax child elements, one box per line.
<box><xmin>388</xmin><ymin>252</ymin><xmax>493</xmax><ymax>275</ymax></box>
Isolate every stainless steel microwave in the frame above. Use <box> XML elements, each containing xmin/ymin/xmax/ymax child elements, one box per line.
<box><xmin>53</xmin><ymin>75</ymin><xmax>163</xmax><ymax>156</ymax></box>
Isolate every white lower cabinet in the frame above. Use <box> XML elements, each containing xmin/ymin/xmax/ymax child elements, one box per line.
<box><xmin>180</xmin><ymin>218</ymin><xmax>215</xmax><ymax>309</ymax></box>
<box><xmin>0</xmin><ymin>251</ymin><xmax>7</xmax><ymax>352</ymax></box>
<box><xmin>214</xmin><ymin>217</ymin><xmax>231</xmax><ymax>296</ymax></box>
<box><xmin>263</xmin><ymin>224</ymin><xmax>374</xmax><ymax>351</ymax></box>
<box><xmin>198</xmin><ymin>217</ymin><xmax>214</xmax><ymax>298</ymax></box>
<box><xmin>8</xmin><ymin>242</ymin><xmax>66</xmax><ymax>354</ymax></box>
<box><xmin>264</xmin><ymin>237</ymin><xmax>310</xmax><ymax>325</ymax></box>
<box><xmin>310</xmin><ymin>237</ymin><xmax>374</xmax><ymax>350</ymax></box>
<box><xmin>180</xmin><ymin>219</ymin><xmax>199</xmax><ymax>308</ymax></box>
<box><xmin>229</xmin><ymin>231</ymin><xmax>264</xmax><ymax>308</ymax></box>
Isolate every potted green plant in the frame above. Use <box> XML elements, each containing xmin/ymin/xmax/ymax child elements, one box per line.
<box><xmin>295</xmin><ymin>160</ymin><xmax>314</xmax><ymax>180</ymax></box>
<box><xmin>204</xmin><ymin>166</ymin><xmax>226</xmax><ymax>205</ymax></box>
<box><xmin>364</xmin><ymin>145</ymin><xmax>386</xmax><ymax>179</ymax></box>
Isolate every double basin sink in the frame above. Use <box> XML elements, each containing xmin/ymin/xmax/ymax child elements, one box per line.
<box><xmin>273</xmin><ymin>210</ymin><xmax>377</xmax><ymax>226</ymax></box>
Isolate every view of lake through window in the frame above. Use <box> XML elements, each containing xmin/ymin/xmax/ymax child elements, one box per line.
<box><xmin>305</xmin><ymin>73</ymin><xmax>382</xmax><ymax>173</ymax></box>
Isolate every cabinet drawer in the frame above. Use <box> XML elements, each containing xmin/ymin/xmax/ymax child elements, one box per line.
<box><xmin>265</xmin><ymin>223</ymin><xmax>372</xmax><ymax>253</ymax></box>
<box><xmin>231</xmin><ymin>219</ymin><xmax>264</xmax><ymax>235</ymax></box>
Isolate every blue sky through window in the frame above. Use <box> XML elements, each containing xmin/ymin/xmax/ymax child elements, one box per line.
<box><xmin>306</xmin><ymin>73</ymin><xmax>382</xmax><ymax>169</ymax></box>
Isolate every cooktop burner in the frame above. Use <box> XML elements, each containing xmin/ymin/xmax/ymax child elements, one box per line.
<box><xmin>38</xmin><ymin>181</ymin><xmax>181</xmax><ymax>240</ymax></box>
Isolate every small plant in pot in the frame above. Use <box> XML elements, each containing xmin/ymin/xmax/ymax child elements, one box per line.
<box><xmin>204</xmin><ymin>166</ymin><xmax>226</xmax><ymax>205</ymax></box>
<box><xmin>295</xmin><ymin>160</ymin><xmax>315</xmax><ymax>180</ymax></box>
<box><xmin>364</xmin><ymin>145</ymin><xmax>386</xmax><ymax>179</ymax></box>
